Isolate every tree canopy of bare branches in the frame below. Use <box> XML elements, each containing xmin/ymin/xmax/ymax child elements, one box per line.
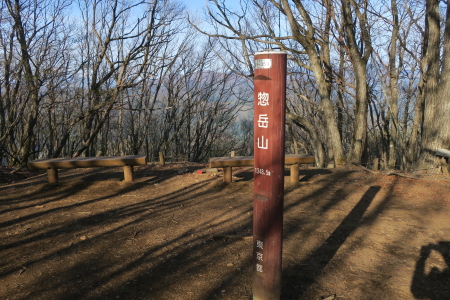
<box><xmin>0</xmin><ymin>0</ymin><xmax>449</xmax><ymax>172</ymax></box>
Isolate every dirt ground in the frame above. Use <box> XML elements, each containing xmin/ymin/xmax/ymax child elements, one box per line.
<box><xmin>0</xmin><ymin>163</ymin><xmax>449</xmax><ymax>300</ymax></box>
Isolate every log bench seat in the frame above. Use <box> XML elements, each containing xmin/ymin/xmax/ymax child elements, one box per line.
<box><xmin>27</xmin><ymin>155</ymin><xmax>147</xmax><ymax>183</ymax></box>
<box><xmin>209</xmin><ymin>154</ymin><xmax>315</xmax><ymax>183</ymax></box>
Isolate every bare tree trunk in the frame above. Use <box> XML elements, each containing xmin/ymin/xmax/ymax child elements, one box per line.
<box><xmin>408</xmin><ymin>63</ymin><xmax>426</xmax><ymax>169</ymax></box>
<box><xmin>388</xmin><ymin>0</ymin><xmax>400</xmax><ymax>169</ymax></box>
<box><xmin>420</xmin><ymin>0</ymin><xmax>450</xmax><ymax>170</ymax></box>
<box><xmin>337</xmin><ymin>43</ymin><xmax>346</xmax><ymax>143</ymax></box>
<box><xmin>285</xmin><ymin>0</ymin><xmax>345</xmax><ymax>166</ymax></box>
<box><xmin>341</xmin><ymin>0</ymin><xmax>372</xmax><ymax>164</ymax></box>
<box><xmin>5</xmin><ymin>0</ymin><xmax>40</xmax><ymax>166</ymax></box>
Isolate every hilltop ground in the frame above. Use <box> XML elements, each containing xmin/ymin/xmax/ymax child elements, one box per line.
<box><xmin>0</xmin><ymin>164</ymin><xmax>449</xmax><ymax>300</ymax></box>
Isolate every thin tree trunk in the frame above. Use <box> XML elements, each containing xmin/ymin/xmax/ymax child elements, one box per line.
<box><xmin>388</xmin><ymin>0</ymin><xmax>400</xmax><ymax>170</ymax></box>
<box><xmin>341</xmin><ymin>0</ymin><xmax>372</xmax><ymax>164</ymax></box>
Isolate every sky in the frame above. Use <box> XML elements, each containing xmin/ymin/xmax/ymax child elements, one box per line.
<box><xmin>182</xmin><ymin>0</ymin><xmax>242</xmax><ymax>14</ymax></box>
<box><xmin>183</xmin><ymin>0</ymin><xmax>209</xmax><ymax>12</ymax></box>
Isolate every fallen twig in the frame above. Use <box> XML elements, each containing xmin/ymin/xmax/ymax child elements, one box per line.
<box><xmin>352</xmin><ymin>162</ymin><xmax>419</xmax><ymax>179</ymax></box>
<box><xmin>351</xmin><ymin>162</ymin><xmax>377</xmax><ymax>174</ymax></box>
<box><xmin>9</xmin><ymin>163</ymin><xmax>26</xmax><ymax>175</ymax></box>
<box><xmin>351</xmin><ymin>162</ymin><xmax>450</xmax><ymax>181</ymax></box>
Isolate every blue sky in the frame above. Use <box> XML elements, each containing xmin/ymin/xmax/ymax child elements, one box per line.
<box><xmin>183</xmin><ymin>0</ymin><xmax>208</xmax><ymax>12</ymax></box>
<box><xmin>183</xmin><ymin>0</ymin><xmax>241</xmax><ymax>13</ymax></box>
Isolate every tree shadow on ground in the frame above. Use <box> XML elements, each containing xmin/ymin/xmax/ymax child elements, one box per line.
<box><xmin>411</xmin><ymin>241</ymin><xmax>450</xmax><ymax>300</ymax></box>
<box><xmin>3</xmin><ymin>167</ymin><xmax>437</xmax><ymax>300</ymax></box>
<box><xmin>298</xmin><ymin>168</ymin><xmax>334</xmax><ymax>182</ymax></box>
<box><xmin>281</xmin><ymin>185</ymin><xmax>381</xmax><ymax>299</ymax></box>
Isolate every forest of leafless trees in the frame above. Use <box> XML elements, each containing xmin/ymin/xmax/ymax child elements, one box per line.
<box><xmin>1</xmin><ymin>0</ymin><xmax>449</xmax><ymax>172</ymax></box>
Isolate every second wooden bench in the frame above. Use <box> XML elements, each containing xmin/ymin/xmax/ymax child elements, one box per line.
<box><xmin>209</xmin><ymin>154</ymin><xmax>315</xmax><ymax>183</ymax></box>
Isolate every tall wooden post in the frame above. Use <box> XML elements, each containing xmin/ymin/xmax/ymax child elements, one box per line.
<box><xmin>253</xmin><ymin>50</ymin><xmax>287</xmax><ymax>300</ymax></box>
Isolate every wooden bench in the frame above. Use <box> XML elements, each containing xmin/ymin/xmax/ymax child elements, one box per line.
<box><xmin>27</xmin><ymin>155</ymin><xmax>147</xmax><ymax>183</ymax></box>
<box><xmin>209</xmin><ymin>154</ymin><xmax>315</xmax><ymax>183</ymax></box>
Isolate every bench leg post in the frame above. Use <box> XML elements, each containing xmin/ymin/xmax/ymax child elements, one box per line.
<box><xmin>47</xmin><ymin>168</ymin><xmax>59</xmax><ymax>183</ymax></box>
<box><xmin>223</xmin><ymin>166</ymin><xmax>232</xmax><ymax>183</ymax></box>
<box><xmin>159</xmin><ymin>152</ymin><xmax>165</xmax><ymax>166</ymax></box>
<box><xmin>124</xmin><ymin>165</ymin><xmax>134</xmax><ymax>182</ymax></box>
<box><xmin>290</xmin><ymin>163</ymin><xmax>299</xmax><ymax>184</ymax></box>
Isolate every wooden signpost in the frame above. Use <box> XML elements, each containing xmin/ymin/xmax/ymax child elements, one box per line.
<box><xmin>252</xmin><ymin>50</ymin><xmax>287</xmax><ymax>300</ymax></box>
